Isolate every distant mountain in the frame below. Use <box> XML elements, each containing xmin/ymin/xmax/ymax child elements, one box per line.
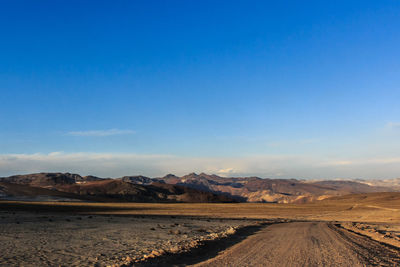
<box><xmin>354</xmin><ymin>178</ymin><xmax>400</xmax><ymax>190</ymax></box>
<box><xmin>157</xmin><ymin>173</ymin><xmax>399</xmax><ymax>203</ymax></box>
<box><xmin>1</xmin><ymin>172</ymin><xmax>398</xmax><ymax>203</ymax></box>
<box><xmin>1</xmin><ymin>172</ymin><xmax>103</xmax><ymax>188</ymax></box>
<box><xmin>55</xmin><ymin>179</ymin><xmax>235</xmax><ymax>203</ymax></box>
<box><xmin>0</xmin><ymin>173</ymin><xmax>235</xmax><ymax>203</ymax></box>
<box><xmin>321</xmin><ymin>191</ymin><xmax>400</xmax><ymax>207</ymax></box>
<box><xmin>309</xmin><ymin>180</ymin><xmax>390</xmax><ymax>193</ymax></box>
<box><xmin>121</xmin><ymin>175</ymin><xmax>153</xmax><ymax>185</ymax></box>
<box><xmin>0</xmin><ymin>181</ymin><xmax>94</xmax><ymax>202</ymax></box>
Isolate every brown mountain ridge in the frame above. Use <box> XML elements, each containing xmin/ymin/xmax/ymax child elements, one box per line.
<box><xmin>0</xmin><ymin>173</ymin><xmax>235</xmax><ymax>203</ymax></box>
<box><xmin>1</xmin><ymin>172</ymin><xmax>398</xmax><ymax>203</ymax></box>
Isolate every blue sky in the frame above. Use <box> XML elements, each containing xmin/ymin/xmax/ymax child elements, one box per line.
<box><xmin>1</xmin><ymin>1</ymin><xmax>400</xmax><ymax>178</ymax></box>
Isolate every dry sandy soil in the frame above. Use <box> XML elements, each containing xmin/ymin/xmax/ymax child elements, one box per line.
<box><xmin>1</xmin><ymin>192</ymin><xmax>400</xmax><ymax>266</ymax></box>
<box><xmin>2</xmin><ymin>192</ymin><xmax>399</xmax><ymax>222</ymax></box>
<box><xmin>0</xmin><ymin>210</ymin><xmax>257</xmax><ymax>266</ymax></box>
<box><xmin>193</xmin><ymin>222</ymin><xmax>400</xmax><ymax>267</ymax></box>
<box><xmin>340</xmin><ymin>222</ymin><xmax>400</xmax><ymax>248</ymax></box>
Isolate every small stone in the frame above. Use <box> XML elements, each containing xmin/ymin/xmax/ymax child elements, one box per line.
<box><xmin>150</xmin><ymin>250</ymin><xmax>161</xmax><ymax>257</ymax></box>
<box><xmin>169</xmin><ymin>246</ymin><xmax>180</xmax><ymax>253</ymax></box>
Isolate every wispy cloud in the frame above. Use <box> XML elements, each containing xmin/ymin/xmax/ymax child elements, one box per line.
<box><xmin>217</xmin><ymin>168</ymin><xmax>235</xmax><ymax>176</ymax></box>
<box><xmin>386</xmin><ymin>122</ymin><xmax>400</xmax><ymax>130</ymax></box>
<box><xmin>1</xmin><ymin>152</ymin><xmax>400</xmax><ymax>179</ymax></box>
<box><xmin>324</xmin><ymin>160</ymin><xmax>354</xmax><ymax>166</ymax></box>
<box><xmin>66</xmin><ymin>129</ymin><xmax>135</xmax><ymax>137</ymax></box>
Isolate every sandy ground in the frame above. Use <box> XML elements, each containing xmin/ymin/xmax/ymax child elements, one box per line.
<box><xmin>340</xmin><ymin>222</ymin><xmax>400</xmax><ymax>248</ymax></box>
<box><xmin>0</xmin><ymin>210</ymin><xmax>255</xmax><ymax>267</ymax></box>
<box><xmin>1</xmin><ymin>199</ymin><xmax>400</xmax><ymax>266</ymax></box>
<box><xmin>193</xmin><ymin>222</ymin><xmax>400</xmax><ymax>267</ymax></box>
<box><xmin>1</xmin><ymin>199</ymin><xmax>399</xmax><ymax>223</ymax></box>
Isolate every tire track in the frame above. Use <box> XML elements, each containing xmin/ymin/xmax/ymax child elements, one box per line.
<box><xmin>192</xmin><ymin>222</ymin><xmax>400</xmax><ymax>267</ymax></box>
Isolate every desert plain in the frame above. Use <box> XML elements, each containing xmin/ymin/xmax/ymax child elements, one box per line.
<box><xmin>1</xmin><ymin>192</ymin><xmax>400</xmax><ymax>266</ymax></box>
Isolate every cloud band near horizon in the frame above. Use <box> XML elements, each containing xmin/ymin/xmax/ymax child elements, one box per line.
<box><xmin>1</xmin><ymin>152</ymin><xmax>400</xmax><ymax>180</ymax></box>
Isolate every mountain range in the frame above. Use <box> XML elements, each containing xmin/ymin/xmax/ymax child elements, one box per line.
<box><xmin>0</xmin><ymin>173</ymin><xmax>234</xmax><ymax>203</ymax></box>
<box><xmin>1</xmin><ymin>172</ymin><xmax>399</xmax><ymax>203</ymax></box>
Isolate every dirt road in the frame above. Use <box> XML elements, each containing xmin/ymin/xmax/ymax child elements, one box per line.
<box><xmin>193</xmin><ymin>222</ymin><xmax>400</xmax><ymax>267</ymax></box>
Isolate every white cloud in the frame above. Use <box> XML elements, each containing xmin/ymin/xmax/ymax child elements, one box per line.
<box><xmin>323</xmin><ymin>160</ymin><xmax>354</xmax><ymax>166</ymax></box>
<box><xmin>386</xmin><ymin>122</ymin><xmax>400</xmax><ymax>131</ymax></box>
<box><xmin>48</xmin><ymin>151</ymin><xmax>64</xmax><ymax>156</ymax></box>
<box><xmin>66</xmin><ymin>129</ymin><xmax>135</xmax><ymax>137</ymax></box>
<box><xmin>217</xmin><ymin>168</ymin><xmax>235</xmax><ymax>176</ymax></box>
<box><xmin>320</xmin><ymin>157</ymin><xmax>400</xmax><ymax>168</ymax></box>
<box><xmin>1</xmin><ymin>152</ymin><xmax>400</xmax><ymax>179</ymax></box>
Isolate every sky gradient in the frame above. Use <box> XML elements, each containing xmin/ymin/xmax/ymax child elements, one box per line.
<box><xmin>1</xmin><ymin>1</ymin><xmax>400</xmax><ymax>178</ymax></box>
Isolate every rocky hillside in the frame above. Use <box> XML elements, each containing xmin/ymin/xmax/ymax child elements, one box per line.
<box><xmin>156</xmin><ymin>173</ymin><xmax>397</xmax><ymax>203</ymax></box>
<box><xmin>2</xmin><ymin>173</ymin><xmax>103</xmax><ymax>188</ymax></box>
<box><xmin>56</xmin><ymin>179</ymin><xmax>235</xmax><ymax>203</ymax></box>
<box><xmin>1</xmin><ymin>172</ymin><xmax>397</xmax><ymax>203</ymax></box>
<box><xmin>0</xmin><ymin>173</ymin><xmax>235</xmax><ymax>203</ymax></box>
<box><xmin>355</xmin><ymin>178</ymin><xmax>400</xmax><ymax>190</ymax></box>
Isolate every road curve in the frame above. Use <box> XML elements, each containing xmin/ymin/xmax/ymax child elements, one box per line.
<box><xmin>193</xmin><ymin>222</ymin><xmax>400</xmax><ymax>267</ymax></box>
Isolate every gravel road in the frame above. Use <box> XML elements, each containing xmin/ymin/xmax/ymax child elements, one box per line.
<box><xmin>193</xmin><ymin>222</ymin><xmax>400</xmax><ymax>267</ymax></box>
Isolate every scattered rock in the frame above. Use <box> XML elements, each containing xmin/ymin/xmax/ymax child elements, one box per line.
<box><xmin>169</xmin><ymin>229</ymin><xmax>181</xmax><ymax>235</ymax></box>
<box><xmin>150</xmin><ymin>249</ymin><xmax>164</xmax><ymax>257</ymax></box>
<box><xmin>169</xmin><ymin>246</ymin><xmax>180</xmax><ymax>253</ymax></box>
<box><xmin>226</xmin><ymin>227</ymin><xmax>236</xmax><ymax>235</ymax></box>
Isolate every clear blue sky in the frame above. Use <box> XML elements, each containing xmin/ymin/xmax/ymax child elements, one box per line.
<box><xmin>1</xmin><ymin>1</ymin><xmax>400</xmax><ymax>178</ymax></box>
